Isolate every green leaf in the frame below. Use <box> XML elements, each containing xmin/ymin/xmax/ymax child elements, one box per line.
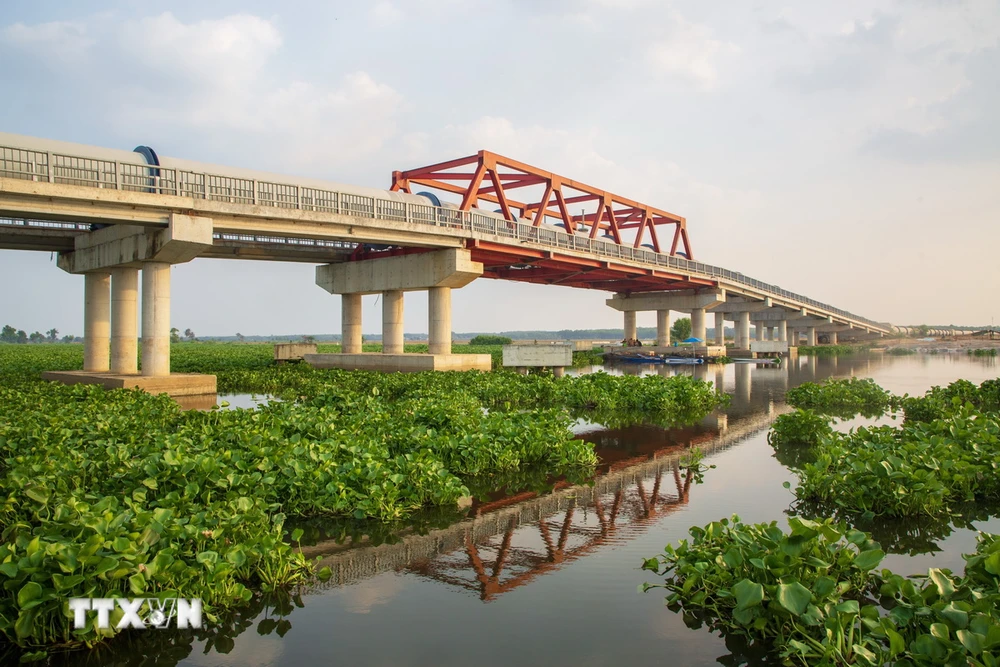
<box><xmin>226</xmin><ymin>548</ymin><xmax>247</xmax><ymax>568</ymax></box>
<box><xmin>17</xmin><ymin>582</ymin><xmax>42</xmax><ymax>608</ymax></box>
<box><xmin>853</xmin><ymin>549</ymin><xmax>885</xmax><ymax>571</ymax></box>
<box><xmin>777</xmin><ymin>582</ymin><xmax>812</xmax><ymax>616</ymax></box>
<box><xmin>24</xmin><ymin>487</ymin><xmax>48</xmax><ymax>504</ymax></box>
<box><xmin>128</xmin><ymin>572</ymin><xmax>146</xmax><ymax>594</ymax></box>
<box><xmin>290</xmin><ymin>528</ymin><xmax>304</xmax><ymax>543</ymax></box>
<box><xmin>731</xmin><ymin>579</ymin><xmax>764</xmax><ymax>610</ymax></box>
<box><xmin>939</xmin><ymin>602</ymin><xmax>968</xmax><ymax>629</ymax></box>
<box><xmin>928</xmin><ymin>568</ymin><xmax>955</xmax><ymax>599</ymax></box>
<box><xmin>196</xmin><ymin>551</ymin><xmax>219</xmax><ymax>567</ymax></box>
<box><xmin>957</xmin><ymin>629</ymin><xmax>984</xmax><ymax>655</ymax></box>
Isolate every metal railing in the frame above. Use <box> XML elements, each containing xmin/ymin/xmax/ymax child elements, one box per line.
<box><xmin>0</xmin><ymin>144</ymin><xmax>887</xmax><ymax>330</ymax></box>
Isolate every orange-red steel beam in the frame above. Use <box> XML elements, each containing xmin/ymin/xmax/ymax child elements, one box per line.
<box><xmin>393</xmin><ymin>150</ymin><xmax>694</xmax><ymax>260</ymax></box>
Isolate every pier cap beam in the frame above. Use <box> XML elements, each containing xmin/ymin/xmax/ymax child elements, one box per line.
<box><xmin>606</xmin><ymin>288</ymin><xmax>725</xmax><ymax>313</ymax></box>
<box><xmin>708</xmin><ymin>296</ymin><xmax>771</xmax><ymax>314</ymax></box>
<box><xmin>57</xmin><ymin>214</ymin><xmax>213</xmax><ymax>274</ymax></box>
<box><xmin>317</xmin><ymin>249</ymin><xmax>482</xmax><ymax>295</ymax></box>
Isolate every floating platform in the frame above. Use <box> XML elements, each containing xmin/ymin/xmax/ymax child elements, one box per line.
<box><xmin>40</xmin><ymin>371</ymin><xmax>217</xmax><ymax>397</ymax></box>
<box><xmin>304</xmin><ymin>353</ymin><xmax>492</xmax><ymax>373</ymax></box>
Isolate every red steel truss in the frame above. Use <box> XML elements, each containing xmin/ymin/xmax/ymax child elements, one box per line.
<box><xmin>391</xmin><ymin>150</ymin><xmax>694</xmax><ymax>259</ymax></box>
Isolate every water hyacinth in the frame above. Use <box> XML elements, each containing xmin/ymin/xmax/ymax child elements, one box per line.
<box><xmin>0</xmin><ymin>344</ymin><xmax>727</xmax><ymax>651</ymax></box>
<box><xmin>642</xmin><ymin>516</ymin><xmax>1000</xmax><ymax>666</ymax></box>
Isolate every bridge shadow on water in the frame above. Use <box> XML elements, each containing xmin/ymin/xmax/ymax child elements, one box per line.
<box><xmin>34</xmin><ymin>353</ymin><xmax>978</xmax><ymax>667</ymax></box>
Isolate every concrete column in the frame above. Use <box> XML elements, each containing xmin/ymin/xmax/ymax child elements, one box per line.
<box><xmin>382</xmin><ymin>290</ymin><xmax>404</xmax><ymax>354</ymax></box>
<box><xmin>140</xmin><ymin>262</ymin><xmax>171</xmax><ymax>377</ymax></box>
<box><xmin>656</xmin><ymin>310</ymin><xmax>670</xmax><ymax>347</ymax></box>
<box><xmin>428</xmin><ymin>286</ymin><xmax>452</xmax><ymax>355</ymax></box>
<box><xmin>624</xmin><ymin>311</ymin><xmax>637</xmax><ymax>342</ymax></box>
<box><xmin>777</xmin><ymin>320</ymin><xmax>787</xmax><ymax>342</ymax></box>
<box><xmin>829</xmin><ymin>331</ymin><xmax>839</xmax><ymax>345</ymax></box>
<box><xmin>754</xmin><ymin>321</ymin><xmax>765</xmax><ymax>342</ymax></box>
<box><xmin>83</xmin><ymin>272</ymin><xmax>111</xmax><ymax>372</ymax></box>
<box><xmin>110</xmin><ymin>267</ymin><xmax>139</xmax><ymax>374</ymax></box>
<box><xmin>738</xmin><ymin>311</ymin><xmax>751</xmax><ymax>349</ymax></box>
<box><xmin>341</xmin><ymin>293</ymin><xmax>362</xmax><ymax>354</ymax></box>
<box><xmin>807</xmin><ymin>327</ymin><xmax>817</xmax><ymax>346</ymax></box>
<box><xmin>691</xmin><ymin>308</ymin><xmax>706</xmax><ymax>341</ymax></box>
<box><xmin>714</xmin><ymin>312</ymin><xmax>725</xmax><ymax>346</ymax></box>
<box><xmin>788</xmin><ymin>328</ymin><xmax>797</xmax><ymax>345</ymax></box>
<box><xmin>552</xmin><ymin>367</ymin><xmax>565</xmax><ymax>378</ymax></box>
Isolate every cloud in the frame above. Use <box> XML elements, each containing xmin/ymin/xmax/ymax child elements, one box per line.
<box><xmin>0</xmin><ymin>12</ymin><xmax>405</xmax><ymax>174</ymax></box>
<box><xmin>863</xmin><ymin>46</ymin><xmax>1000</xmax><ymax>161</ymax></box>
<box><xmin>370</xmin><ymin>2</ymin><xmax>404</xmax><ymax>24</ymax></box>
<box><xmin>778</xmin><ymin>14</ymin><xmax>900</xmax><ymax>93</ymax></box>
<box><xmin>1</xmin><ymin>19</ymin><xmax>93</xmax><ymax>63</ymax></box>
<box><xmin>645</xmin><ymin>12</ymin><xmax>738</xmax><ymax>90</ymax></box>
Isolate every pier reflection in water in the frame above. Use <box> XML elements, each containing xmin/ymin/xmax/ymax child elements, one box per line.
<box><xmin>41</xmin><ymin>353</ymin><xmax>1000</xmax><ymax>667</ymax></box>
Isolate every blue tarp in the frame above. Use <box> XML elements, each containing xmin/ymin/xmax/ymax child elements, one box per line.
<box><xmin>681</xmin><ymin>336</ymin><xmax>704</xmax><ymax>343</ymax></box>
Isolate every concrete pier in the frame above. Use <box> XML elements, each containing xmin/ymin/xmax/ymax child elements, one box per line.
<box><xmin>382</xmin><ymin>290</ymin><xmax>405</xmax><ymax>354</ymax></box>
<box><xmin>313</xmin><ymin>249</ymin><xmax>484</xmax><ymax>372</ymax></box>
<box><xmin>624</xmin><ymin>311</ymin><xmax>637</xmax><ymax>342</ymax></box>
<box><xmin>829</xmin><ymin>331</ymin><xmax>839</xmax><ymax>345</ymax></box>
<box><xmin>714</xmin><ymin>311</ymin><xmax>725</xmax><ymax>346</ymax></box>
<box><xmin>738</xmin><ymin>311</ymin><xmax>751</xmax><ymax>350</ymax></box>
<box><xmin>141</xmin><ymin>262</ymin><xmax>171</xmax><ymax>377</ymax></box>
<box><xmin>342</xmin><ymin>293</ymin><xmax>362</xmax><ymax>354</ymax></box>
<box><xmin>428</xmin><ymin>286</ymin><xmax>452</xmax><ymax>355</ymax></box>
<box><xmin>807</xmin><ymin>327</ymin><xmax>817</xmax><ymax>346</ymax></box>
<box><xmin>110</xmin><ymin>267</ymin><xmax>139</xmax><ymax>374</ymax></box>
<box><xmin>778</xmin><ymin>320</ymin><xmax>787</xmax><ymax>342</ymax></box>
<box><xmin>656</xmin><ymin>310</ymin><xmax>670</xmax><ymax>347</ymax></box>
<box><xmin>48</xmin><ymin>213</ymin><xmax>215</xmax><ymax>397</ymax></box>
<box><xmin>83</xmin><ymin>272</ymin><xmax>110</xmax><ymax>372</ymax></box>
<box><xmin>691</xmin><ymin>308</ymin><xmax>706</xmax><ymax>341</ymax></box>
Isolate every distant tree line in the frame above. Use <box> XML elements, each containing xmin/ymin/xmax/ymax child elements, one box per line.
<box><xmin>469</xmin><ymin>334</ymin><xmax>513</xmax><ymax>346</ymax></box>
<box><xmin>1</xmin><ymin>325</ymin><xmax>76</xmax><ymax>344</ymax></box>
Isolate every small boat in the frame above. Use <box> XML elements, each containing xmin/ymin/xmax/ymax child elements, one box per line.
<box><xmin>608</xmin><ymin>353</ymin><xmax>705</xmax><ymax>365</ymax></box>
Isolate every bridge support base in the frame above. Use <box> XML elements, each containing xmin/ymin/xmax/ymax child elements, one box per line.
<box><xmin>304</xmin><ymin>353</ymin><xmax>492</xmax><ymax>373</ymax></box>
<box><xmin>40</xmin><ymin>371</ymin><xmax>216</xmax><ymax>397</ymax></box>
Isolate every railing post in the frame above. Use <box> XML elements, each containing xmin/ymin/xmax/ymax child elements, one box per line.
<box><xmin>115</xmin><ymin>161</ymin><xmax>121</xmax><ymax>189</ymax></box>
<box><xmin>295</xmin><ymin>185</ymin><xmax>301</xmax><ymax>210</ymax></box>
<box><xmin>46</xmin><ymin>152</ymin><xmax>54</xmax><ymax>183</ymax></box>
<box><xmin>252</xmin><ymin>180</ymin><xmax>257</xmax><ymax>206</ymax></box>
<box><xmin>372</xmin><ymin>197</ymin><xmax>377</xmax><ymax>219</ymax></box>
<box><xmin>334</xmin><ymin>192</ymin><xmax>340</xmax><ymax>214</ymax></box>
<box><xmin>404</xmin><ymin>202</ymin><xmax>410</xmax><ymax>223</ymax></box>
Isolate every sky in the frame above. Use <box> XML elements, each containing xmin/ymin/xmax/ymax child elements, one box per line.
<box><xmin>1</xmin><ymin>0</ymin><xmax>998</xmax><ymax>337</ymax></box>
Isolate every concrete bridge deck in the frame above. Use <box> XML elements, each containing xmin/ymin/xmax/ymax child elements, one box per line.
<box><xmin>0</xmin><ymin>133</ymin><xmax>888</xmax><ymax>335</ymax></box>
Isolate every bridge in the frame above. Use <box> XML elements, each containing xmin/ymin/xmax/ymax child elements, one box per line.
<box><xmin>0</xmin><ymin>132</ymin><xmax>890</xmax><ymax>392</ymax></box>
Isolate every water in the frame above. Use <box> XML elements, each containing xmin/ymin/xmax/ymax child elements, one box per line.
<box><xmin>50</xmin><ymin>353</ymin><xmax>1000</xmax><ymax>666</ymax></box>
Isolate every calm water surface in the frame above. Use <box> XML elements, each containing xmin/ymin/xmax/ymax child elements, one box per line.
<box><xmin>61</xmin><ymin>354</ymin><xmax>1000</xmax><ymax>667</ymax></box>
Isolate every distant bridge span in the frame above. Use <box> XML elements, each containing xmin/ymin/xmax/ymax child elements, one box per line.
<box><xmin>0</xmin><ymin>132</ymin><xmax>889</xmax><ymax>384</ymax></box>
